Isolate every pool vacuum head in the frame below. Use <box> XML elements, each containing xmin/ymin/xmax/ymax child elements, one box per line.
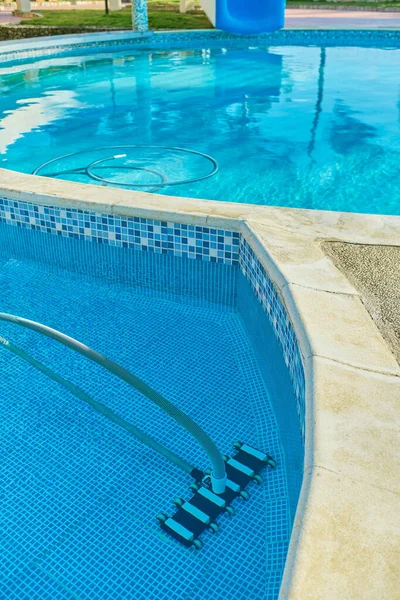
<box><xmin>156</xmin><ymin>441</ymin><xmax>276</xmax><ymax>549</ymax></box>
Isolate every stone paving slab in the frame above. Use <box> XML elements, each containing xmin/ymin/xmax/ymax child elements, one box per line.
<box><xmin>285</xmin><ymin>8</ymin><xmax>400</xmax><ymax>28</ymax></box>
<box><xmin>323</xmin><ymin>242</ymin><xmax>400</xmax><ymax>365</ymax></box>
<box><xmin>0</xmin><ymin>11</ymin><xmax>20</xmax><ymax>23</ymax></box>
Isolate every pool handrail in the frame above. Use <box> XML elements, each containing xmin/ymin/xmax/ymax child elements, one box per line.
<box><xmin>0</xmin><ymin>312</ymin><xmax>227</xmax><ymax>493</ymax></box>
<box><xmin>0</xmin><ymin>333</ymin><xmax>195</xmax><ymax>476</ymax></box>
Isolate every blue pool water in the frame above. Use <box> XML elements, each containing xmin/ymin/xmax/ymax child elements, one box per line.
<box><xmin>0</xmin><ymin>42</ymin><xmax>399</xmax><ymax>214</ymax></box>
<box><xmin>0</xmin><ymin>223</ymin><xmax>303</xmax><ymax>599</ymax></box>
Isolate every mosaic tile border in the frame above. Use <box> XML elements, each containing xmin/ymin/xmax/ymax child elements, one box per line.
<box><xmin>240</xmin><ymin>239</ymin><xmax>306</xmax><ymax>440</ymax></box>
<box><xmin>0</xmin><ymin>196</ymin><xmax>306</xmax><ymax>441</ymax></box>
<box><xmin>0</xmin><ymin>198</ymin><xmax>240</xmax><ymax>266</ymax></box>
<box><xmin>1</xmin><ymin>28</ymin><xmax>399</xmax><ymax>65</ymax></box>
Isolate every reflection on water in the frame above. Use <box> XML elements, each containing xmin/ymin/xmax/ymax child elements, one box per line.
<box><xmin>0</xmin><ymin>90</ymin><xmax>82</xmax><ymax>154</ymax></box>
<box><xmin>0</xmin><ymin>45</ymin><xmax>399</xmax><ymax>214</ymax></box>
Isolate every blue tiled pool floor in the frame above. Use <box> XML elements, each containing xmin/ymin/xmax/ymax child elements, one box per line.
<box><xmin>0</xmin><ymin>248</ymin><xmax>290</xmax><ymax>599</ymax></box>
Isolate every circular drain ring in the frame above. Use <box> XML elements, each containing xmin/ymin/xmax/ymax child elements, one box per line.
<box><xmin>33</xmin><ymin>145</ymin><xmax>219</xmax><ymax>189</ymax></box>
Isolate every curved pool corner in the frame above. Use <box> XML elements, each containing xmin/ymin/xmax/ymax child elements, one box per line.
<box><xmin>0</xmin><ymin>29</ymin><xmax>399</xmax><ymax>600</ymax></box>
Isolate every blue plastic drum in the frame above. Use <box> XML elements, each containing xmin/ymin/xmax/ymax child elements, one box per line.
<box><xmin>215</xmin><ymin>0</ymin><xmax>285</xmax><ymax>34</ymax></box>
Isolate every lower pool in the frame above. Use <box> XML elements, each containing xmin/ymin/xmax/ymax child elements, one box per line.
<box><xmin>0</xmin><ymin>36</ymin><xmax>399</xmax><ymax>215</ymax></box>
<box><xmin>0</xmin><ymin>218</ymin><xmax>303</xmax><ymax>599</ymax></box>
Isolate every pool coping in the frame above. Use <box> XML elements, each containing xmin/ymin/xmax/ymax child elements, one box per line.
<box><xmin>0</xmin><ymin>27</ymin><xmax>399</xmax><ymax>598</ymax></box>
<box><xmin>1</xmin><ymin>166</ymin><xmax>399</xmax><ymax>598</ymax></box>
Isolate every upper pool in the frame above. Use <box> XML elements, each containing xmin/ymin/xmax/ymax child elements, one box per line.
<box><xmin>0</xmin><ymin>37</ymin><xmax>399</xmax><ymax>215</ymax></box>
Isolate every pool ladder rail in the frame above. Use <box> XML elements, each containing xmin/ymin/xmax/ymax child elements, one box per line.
<box><xmin>0</xmin><ymin>311</ymin><xmax>226</xmax><ymax>493</ymax></box>
<box><xmin>157</xmin><ymin>441</ymin><xmax>276</xmax><ymax>550</ymax></box>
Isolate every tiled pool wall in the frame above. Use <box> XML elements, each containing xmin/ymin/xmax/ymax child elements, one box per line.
<box><xmin>0</xmin><ymin>196</ymin><xmax>305</xmax><ymax>478</ymax></box>
<box><xmin>0</xmin><ymin>198</ymin><xmax>240</xmax><ymax>265</ymax></box>
<box><xmin>1</xmin><ymin>29</ymin><xmax>400</xmax><ymax>66</ymax></box>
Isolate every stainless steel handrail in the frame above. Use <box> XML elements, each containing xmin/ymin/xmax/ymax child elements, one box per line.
<box><xmin>0</xmin><ymin>333</ymin><xmax>194</xmax><ymax>475</ymax></box>
<box><xmin>0</xmin><ymin>312</ymin><xmax>227</xmax><ymax>493</ymax></box>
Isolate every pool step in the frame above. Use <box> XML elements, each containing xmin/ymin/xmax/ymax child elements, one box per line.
<box><xmin>156</xmin><ymin>441</ymin><xmax>276</xmax><ymax>549</ymax></box>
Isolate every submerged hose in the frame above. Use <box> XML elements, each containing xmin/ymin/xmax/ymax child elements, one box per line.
<box><xmin>0</xmin><ymin>334</ymin><xmax>194</xmax><ymax>474</ymax></box>
<box><xmin>0</xmin><ymin>313</ymin><xmax>227</xmax><ymax>493</ymax></box>
<box><xmin>33</xmin><ymin>145</ymin><xmax>219</xmax><ymax>190</ymax></box>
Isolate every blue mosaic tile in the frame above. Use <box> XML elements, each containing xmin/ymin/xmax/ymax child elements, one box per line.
<box><xmin>0</xmin><ymin>194</ymin><xmax>308</xmax><ymax>598</ymax></box>
<box><xmin>132</xmin><ymin>0</ymin><xmax>149</xmax><ymax>33</ymax></box>
<box><xmin>0</xmin><ymin>247</ymin><xmax>293</xmax><ymax>600</ymax></box>
<box><xmin>0</xmin><ymin>197</ymin><xmax>306</xmax><ymax>440</ymax></box>
<box><xmin>0</xmin><ymin>198</ymin><xmax>240</xmax><ymax>266</ymax></box>
<box><xmin>239</xmin><ymin>238</ymin><xmax>306</xmax><ymax>441</ymax></box>
<box><xmin>1</xmin><ymin>29</ymin><xmax>400</xmax><ymax>65</ymax></box>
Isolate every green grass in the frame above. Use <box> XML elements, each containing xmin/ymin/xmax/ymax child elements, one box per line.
<box><xmin>19</xmin><ymin>0</ymin><xmax>400</xmax><ymax>31</ymax></box>
<box><xmin>20</xmin><ymin>5</ymin><xmax>213</xmax><ymax>29</ymax></box>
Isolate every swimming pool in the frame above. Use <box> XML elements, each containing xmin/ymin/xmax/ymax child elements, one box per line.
<box><xmin>0</xmin><ymin>31</ymin><xmax>399</xmax><ymax>215</ymax></box>
<box><xmin>0</xmin><ymin>29</ymin><xmax>398</xmax><ymax>599</ymax></box>
<box><xmin>0</xmin><ymin>198</ymin><xmax>304</xmax><ymax>599</ymax></box>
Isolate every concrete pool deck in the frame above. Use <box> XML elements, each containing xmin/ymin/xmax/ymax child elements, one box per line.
<box><xmin>324</xmin><ymin>242</ymin><xmax>400</xmax><ymax>365</ymax></box>
<box><xmin>0</xmin><ymin>166</ymin><xmax>399</xmax><ymax>599</ymax></box>
<box><xmin>285</xmin><ymin>9</ymin><xmax>400</xmax><ymax>29</ymax></box>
